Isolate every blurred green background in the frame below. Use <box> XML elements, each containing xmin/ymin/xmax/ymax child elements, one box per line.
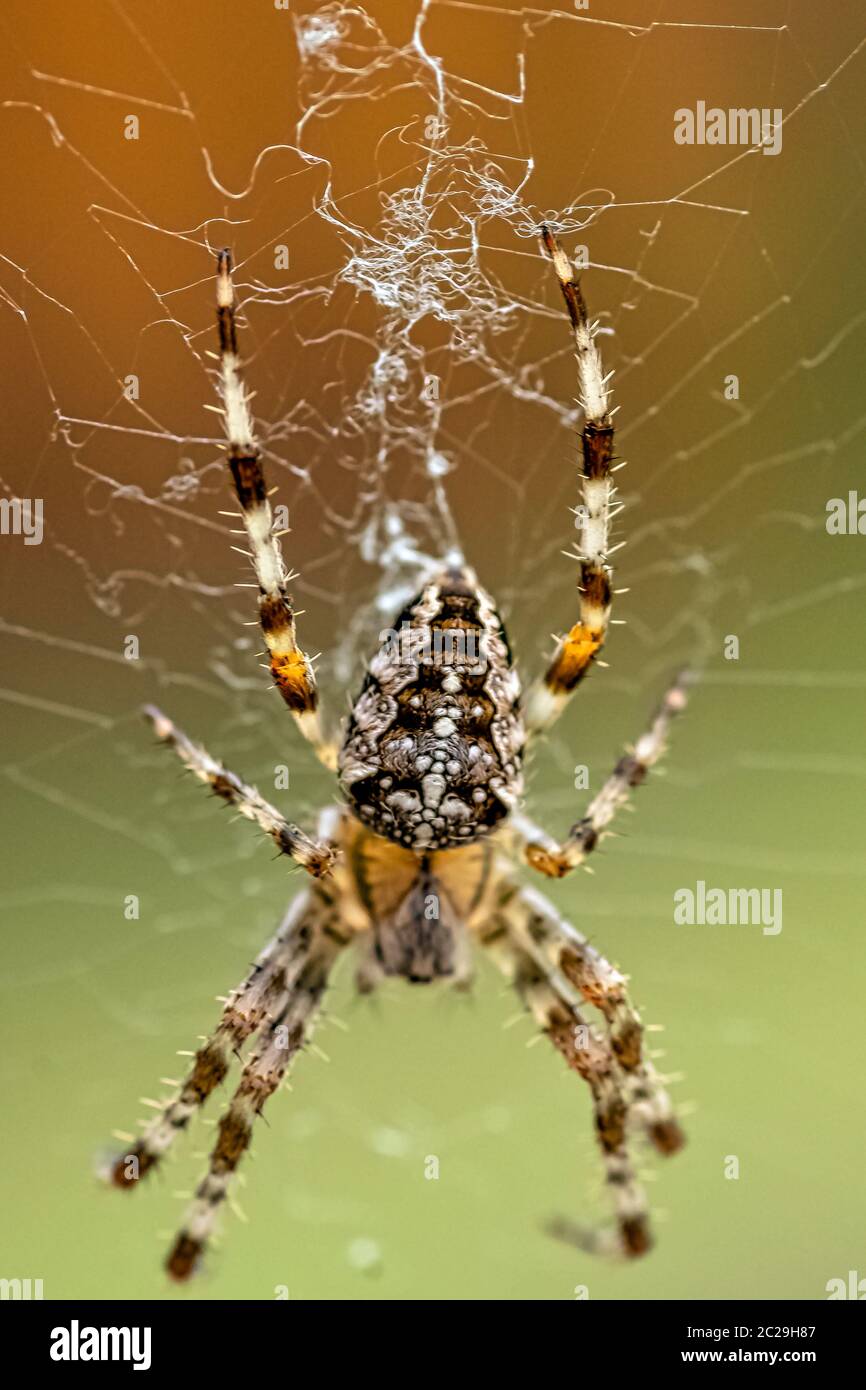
<box><xmin>1</xmin><ymin>0</ymin><xmax>864</xmax><ymax>1300</ymax></box>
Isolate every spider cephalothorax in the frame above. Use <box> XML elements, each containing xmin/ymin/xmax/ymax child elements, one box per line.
<box><xmin>108</xmin><ymin>233</ymin><xmax>689</xmax><ymax>1283</ymax></box>
<box><xmin>338</xmin><ymin>567</ymin><xmax>524</xmax><ymax>852</ymax></box>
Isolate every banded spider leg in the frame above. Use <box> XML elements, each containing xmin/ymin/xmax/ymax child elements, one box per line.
<box><xmin>478</xmin><ymin>895</ymin><xmax>653</xmax><ymax>1258</ymax></box>
<box><xmin>215</xmin><ymin>250</ymin><xmax>336</xmax><ymax>768</ymax></box>
<box><xmin>142</xmin><ymin>705</ymin><xmax>338</xmax><ymax>877</ymax></box>
<box><xmin>526</xmin><ymin>225</ymin><xmax>619</xmax><ymax>734</ymax></box>
<box><xmin>111</xmin><ymin>881</ymin><xmax>349</xmax><ymax>1281</ymax></box>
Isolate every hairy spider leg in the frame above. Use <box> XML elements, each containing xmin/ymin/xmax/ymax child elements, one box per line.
<box><xmin>479</xmin><ymin>900</ymin><xmax>653</xmax><ymax>1259</ymax></box>
<box><xmin>517</xmin><ymin>670</ymin><xmax>692</xmax><ymax>879</ymax></box>
<box><xmin>527</xmin><ymin>226</ymin><xmax>618</xmax><ymax>734</ymax></box>
<box><xmin>141</xmin><ymin>705</ymin><xmax>338</xmax><ymax>877</ymax></box>
<box><xmin>109</xmin><ymin>888</ymin><xmax>332</xmax><ymax>1190</ymax></box>
<box><xmin>166</xmin><ymin>906</ymin><xmax>347</xmax><ymax>1280</ymax></box>
<box><xmin>216</xmin><ymin>250</ymin><xmax>335</xmax><ymax>767</ymax></box>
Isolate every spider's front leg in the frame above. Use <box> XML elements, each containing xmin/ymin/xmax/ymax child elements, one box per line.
<box><xmin>215</xmin><ymin>250</ymin><xmax>336</xmax><ymax>769</ymax></box>
<box><xmin>526</xmin><ymin>226</ymin><xmax>618</xmax><ymax>735</ymax></box>
<box><xmin>144</xmin><ymin>705</ymin><xmax>338</xmax><ymax>877</ymax></box>
<box><xmin>516</xmin><ymin>670</ymin><xmax>691</xmax><ymax>880</ymax></box>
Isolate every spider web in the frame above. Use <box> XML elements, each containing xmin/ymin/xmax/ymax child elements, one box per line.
<box><xmin>1</xmin><ymin>0</ymin><xmax>864</xmax><ymax>1299</ymax></box>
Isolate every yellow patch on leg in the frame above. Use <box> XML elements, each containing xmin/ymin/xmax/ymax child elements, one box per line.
<box><xmin>270</xmin><ymin>649</ymin><xmax>317</xmax><ymax>713</ymax></box>
<box><xmin>545</xmin><ymin>623</ymin><xmax>603</xmax><ymax>694</ymax></box>
<box><xmin>525</xmin><ymin>842</ymin><xmax>570</xmax><ymax>878</ymax></box>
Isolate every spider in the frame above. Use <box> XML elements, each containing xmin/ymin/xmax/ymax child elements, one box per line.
<box><xmin>108</xmin><ymin>227</ymin><xmax>689</xmax><ymax>1281</ymax></box>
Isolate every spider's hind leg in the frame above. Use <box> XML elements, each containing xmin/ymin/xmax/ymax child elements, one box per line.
<box><xmin>165</xmin><ymin>902</ymin><xmax>349</xmax><ymax>1281</ymax></box>
<box><xmin>511</xmin><ymin>883</ymin><xmax>685</xmax><ymax>1157</ymax></box>
<box><xmin>478</xmin><ymin>898</ymin><xmax>655</xmax><ymax>1259</ymax></box>
<box><xmin>107</xmin><ymin>888</ymin><xmax>329</xmax><ymax>1191</ymax></box>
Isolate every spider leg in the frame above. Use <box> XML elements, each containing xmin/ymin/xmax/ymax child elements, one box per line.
<box><xmin>518</xmin><ymin>669</ymin><xmax>691</xmax><ymax>879</ymax></box>
<box><xmin>165</xmin><ymin>918</ymin><xmax>347</xmax><ymax>1281</ymax></box>
<box><xmin>502</xmin><ymin>880</ymin><xmax>684</xmax><ymax>1157</ymax></box>
<box><xmin>144</xmin><ymin>705</ymin><xmax>338</xmax><ymax>877</ymax></box>
<box><xmin>108</xmin><ymin>888</ymin><xmax>328</xmax><ymax>1189</ymax></box>
<box><xmin>215</xmin><ymin>250</ymin><xmax>336</xmax><ymax>769</ymax></box>
<box><xmin>478</xmin><ymin>900</ymin><xmax>653</xmax><ymax>1258</ymax></box>
<box><xmin>526</xmin><ymin>226</ymin><xmax>617</xmax><ymax>736</ymax></box>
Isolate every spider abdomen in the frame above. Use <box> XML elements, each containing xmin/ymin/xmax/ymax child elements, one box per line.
<box><xmin>338</xmin><ymin>567</ymin><xmax>524</xmax><ymax>851</ymax></box>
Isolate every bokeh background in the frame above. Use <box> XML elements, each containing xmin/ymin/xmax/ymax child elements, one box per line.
<box><xmin>1</xmin><ymin>0</ymin><xmax>864</xmax><ymax>1301</ymax></box>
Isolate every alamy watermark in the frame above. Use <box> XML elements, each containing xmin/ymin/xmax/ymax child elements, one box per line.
<box><xmin>674</xmin><ymin>102</ymin><xmax>782</xmax><ymax>156</ymax></box>
<box><xmin>826</xmin><ymin>492</ymin><xmax>866</xmax><ymax>535</ymax></box>
<box><xmin>0</xmin><ymin>497</ymin><xmax>43</xmax><ymax>545</ymax></box>
<box><xmin>674</xmin><ymin>881</ymin><xmax>782</xmax><ymax>936</ymax></box>
<box><xmin>826</xmin><ymin>1270</ymin><xmax>865</xmax><ymax>1299</ymax></box>
<box><xmin>378</xmin><ymin>622</ymin><xmax>486</xmax><ymax>673</ymax></box>
<box><xmin>0</xmin><ymin>1277</ymin><xmax>43</xmax><ymax>1299</ymax></box>
<box><xmin>50</xmin><ymin>1321</ymin><xmax>151</xmax><ymax>1370</ymax></box>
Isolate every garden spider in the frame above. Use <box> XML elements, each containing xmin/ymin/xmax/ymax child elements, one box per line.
<box><xmin>108</xmin><ymin>228</ymin><xmax>688</xmax><ymax>1281</ymax></box>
